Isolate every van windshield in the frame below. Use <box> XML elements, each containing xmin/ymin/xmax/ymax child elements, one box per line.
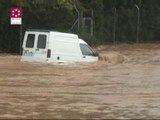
<box><xmin>80</xmin><ymin>44</ymin><xmax>98</xmax><ymax>56</ymax></box>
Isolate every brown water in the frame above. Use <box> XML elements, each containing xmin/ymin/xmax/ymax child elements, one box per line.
<box><xmin>0</xmin><ymin>43</ymin><xmax>160</xmax><ymax>119</ymax></box>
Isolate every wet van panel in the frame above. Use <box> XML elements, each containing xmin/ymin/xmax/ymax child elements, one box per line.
<box><xmin>34</xmin><ymin>33</ymin><xmax>48</xmax><ymax>62</ymax></box>
<box><xmin>22</xmin><ymin>32</ymin><xmax>49</xmax><ymax>62</ymax></box>
<box><xmin>22</xmin><ymin>33</ymin><xmax>35</xmax><ymax>61</ymax></box>
<box><xmin>21</xmin><ymin>30</ymin><xmax>98</xmax><ymax>63</ymax></box>
<box><xmin>48</xmin><ymin>32</ymin><xmax>83</xmax><ymax>62</ymax></box>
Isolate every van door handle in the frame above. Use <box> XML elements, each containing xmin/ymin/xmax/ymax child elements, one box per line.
<box><xmin>83</xmin><ymin>56</ymin><xmax>86</xmax><ymax>58</ymax></box>
<box><xmin>36</xmin><ymin>49</ymin><xmax>39</xmax><ymax>51</ymax></box>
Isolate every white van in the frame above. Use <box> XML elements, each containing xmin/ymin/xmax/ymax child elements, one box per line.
<box><xmin>21</xmin><ymin>29</ymin><xmax>98</xmax><ymax>63</ymax></box>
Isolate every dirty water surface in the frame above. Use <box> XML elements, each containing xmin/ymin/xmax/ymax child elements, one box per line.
<box><xmin>0</xmin><ymin>43</ymin><xmax>160</xmax><ymax>119</ymax></box>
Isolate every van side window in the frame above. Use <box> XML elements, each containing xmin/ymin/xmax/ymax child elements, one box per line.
<box><xmin>26</xmin><ymin>34</ymin><xmax>35</xmax><ymax>48</ymax></box>
<box><xmin>80</xmin><ymin>44</ymin><xmax>94</xmax><ymax>56</ymax></box>
<box><xmin>37</xmin><ymin>35</ymin><xmax>46</xmax><ymax>49</ymax></box>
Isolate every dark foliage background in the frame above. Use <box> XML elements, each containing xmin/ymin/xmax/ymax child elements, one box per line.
<box><xmin>0</xmin><ymin>0</ymin><xmax>159</xmax><ymax>53</ymax></box>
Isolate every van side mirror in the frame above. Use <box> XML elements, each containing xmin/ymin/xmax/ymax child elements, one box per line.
<box><xmin>92</xmin><ymin>49</ymin><xmax>98</xmax><ymax>56</ymax></box>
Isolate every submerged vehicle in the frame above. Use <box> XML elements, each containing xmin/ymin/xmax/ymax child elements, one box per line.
<box><xmin>21</xmin><ymin>29</ymin><xmax>98</xmax><ymax>63</ymax></box>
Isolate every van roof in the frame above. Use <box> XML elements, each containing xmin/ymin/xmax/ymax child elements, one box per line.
<box><xmin>27</xmin><ymin>29</ymin><xmax>57</xmax><ymax>33</ymax></box>
<box><xmin>79</xmin><ymin>39</ymin><xmax>87</xmax><ymax>44</ymax></box>
<box><xmin>26</xmin><ymin>29</ymin><xmax>78</xmax><ymax>38</ymax></box>
<box><xmin>26</xmin><ymin>29</ymin><xmax>76</xmax><ymax>35</ymax></box>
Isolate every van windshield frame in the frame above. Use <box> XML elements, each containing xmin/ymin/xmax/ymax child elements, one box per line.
<box><xmin>80</xmin><ymin>43</ymin><xmax>98</xmax><ymax>56</ymax></box>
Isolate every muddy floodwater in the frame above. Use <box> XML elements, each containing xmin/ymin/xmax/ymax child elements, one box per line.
<box><xmin>1</xmin><ymin>43</ymin><xmax>160</xmax><ymax>119</ymax></box>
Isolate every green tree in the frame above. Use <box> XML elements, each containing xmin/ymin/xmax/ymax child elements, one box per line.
<box><xmin>0</xmin><ymin>0</ymin><xmax>160</xmax><ymax>53</ymax></box>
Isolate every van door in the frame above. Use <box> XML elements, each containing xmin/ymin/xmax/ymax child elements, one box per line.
<box><xmin>34</xmin><ymin>33</ymin><xmax>49</xmax><ymax>62</ymax></box>
<box><xmin>22</xmin><ymin>33</ymin><xmax>36</xmax><ymax>61</ymax></box>
<box><xmin>80</xmin><ymin>43</ymin><xmax>98</xmax><ymax>62</ymax></box>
